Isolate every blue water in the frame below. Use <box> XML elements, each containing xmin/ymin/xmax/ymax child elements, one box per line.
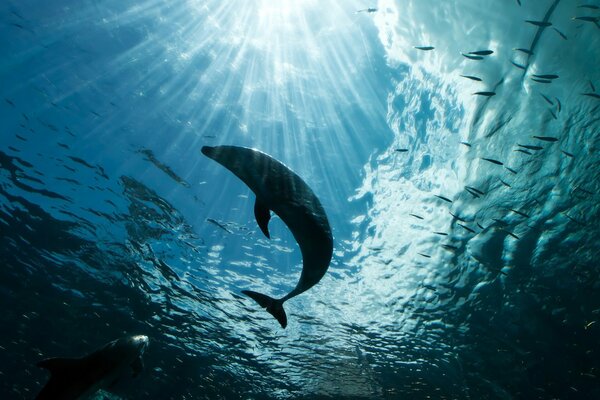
<box><xmin>1</xmin><ymin>0</ymin><xmax>599</xmax><ymax>399</ymax></box>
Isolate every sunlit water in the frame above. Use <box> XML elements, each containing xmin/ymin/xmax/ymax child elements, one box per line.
<box><xmin>1</xmin><ymin>0</ymin><xmax>599</xmax><ymax>399</ymax></box>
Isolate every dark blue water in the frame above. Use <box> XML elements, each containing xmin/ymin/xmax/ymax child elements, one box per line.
<box><xmin>1</xmin><ymin>0</ymin><xmax>599</xmax><ymax>399</ymax></box>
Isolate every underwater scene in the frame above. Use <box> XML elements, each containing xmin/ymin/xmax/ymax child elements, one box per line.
<box><xmin>1</xmin><ymin>0</ymin><xmax>599</xmax><ymax>399</ymax></box>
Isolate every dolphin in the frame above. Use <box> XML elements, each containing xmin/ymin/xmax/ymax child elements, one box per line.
<box><xmin>201</xmin><ymin>145</ymin><xmax>333</xmax><ymax>328</ymax></box>
<box><xmin>35</xmin><ymin>335</ymin><xmax>149</xmax><ymax>400</ymax></box>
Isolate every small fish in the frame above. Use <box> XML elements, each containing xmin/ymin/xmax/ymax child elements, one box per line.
<box><xmin>552</xmin><ymin>27</ymin><xmax>568</xmax><ymax>40</ymax></box>
<box><xmin>449</xmin><ymin>212</ymin><xmax>467</xmax><ymax>222</ymax></box>
<box><xmin>515</xmin><ymin>149</ymin><xmax>533</xmax><ymax>155</ymax></box>
<box><xmin>582</xmin><ymin>92</ymin><xmax>600</xmax><ymax>99</ymax></box>
<box><xmin>573</xmin><ymin>16</ymin><xmax>599</xmax><ymax>22</ymax></box>
<box><xmin>503</xmin><ymin>230</ymin><xmax>520</xmax><ymax>240</ymax></box>
<box><xmin>540</xmin><ymin>93</ymin><xmax>554</xmax><ymax>105</ymax></box>
<box><xmin>460</xmin><ymin>75</ymin><xmax>482</xmax><ymax>81</ymax></box>
<box><xmin>465</xmin><ymin>188</ymin><xmax>480</xmax><ymax>198</ymax></box>
<box><xmin>590</xmin><ymin>81</ymin><xmax>596</xmax><ymax>92</ymax></box>
<box><xmin>533</xmin><ymin>74</ymin><xmax>559</xmax><ymax>80</ymax></box>
<box><xmin>409</xmin><ymin>213</ymin><xmax>424</xmax><ymax>220</ymax></box>
<box><xmin>584</xmin><ymin>320</ymin><xmax>597</xmax><ymax>329</ymax></box>
<box><xmin>531</xmin><ymin>78</ymin><xmax>552</xmax><ymax>84</ymax></box>
<box><xmin>441</xmin><ymin>244</ymin><xmax>458</xmax><ymax>251</ymax></box>
<box><xmin>514</xmin><ymin>48</ymin><xmax>534</xmax><ymax>55</ymax></box>
<box><xmin>509</xmin><ymin>209</ymin><xmax>530</xmax><ymax>218</ymax></box>
<box><xmin>206</xmin><ymin>218</ymin><xmax>233</xmax><ymax>234</ymax></box>
<box><xmin>481</xmin><ymin>157</ymin><xmax>503</xmax><ymax>165</ymax></box>
<box><xmin>4</xmin><ymin>98</ymin><xmax>15</xmax><ymax>107</ymax></box>
<box><xmin>526</xmin><ymin>20</ymin><xmax>552</xmax><ymax>27</ymax></box>
<box><xmin>356</xmin><ymin>8</ymin><xmax>378</xmax><ymax>13</ymax></box>
<box><xmin>477</xmin><ymin>222</ymin><xmax>485</xmax><ymax>230</ymax></box>
<box><xmin>433</xmin><ymin>231</ymin><xmax>448</xmax><ymax>236</ymax></box>
<box><xmin>460</xmin><ymin>141</ymin><xmax>472</xmax><ymax>147</ymax></box>
<box><xmin>518</xmin><ymin>144</ymin><xmax>543</xmax><ymax>150</ymax></box>
<box><xmin>578</xmin><ymin>5</ymin><xmax>599</xmax><ymax>9</ymax></box>
<box><xmin>418</xmin><ymin>253</ymin><xmax>431</xmax><ymax>258</ymax></box>
<box><xmin>516</xmin><ymin>0</ymin><xmax>521</xmax><ymax>5</ymax></box>
<box><xmin>510</xmin><ymin>60</ymin><xmax>526</xmax><ymax>70</ymax></box>
<box><xmin>458</xmin><ymin>223</ymin><xmax>476</xmax><ymax>233</ymax></box>
<box><xmin>500</xmin><ymin>179</ymin><xmax>512</xmax><ymax>188</ymax></box>
<box><xmin>465</xmin><ymin>186</ymin><xmax>484</xmax><ymax>195</ymax></box>
<box><xmin>505</xmin><ymin>167</ymin><xmax>518</xmax><ymax>174</ymax></box>
<box><xmin>462</xmin><ymin>53</ymin><xmax>484</xmax><ymax>60</ymax></box>
<box><xmin>468</xmin><ymin>50</ymin><xmax>493</xmax><ymax>56</ymax></box>
<box><xmin>555</xmin><ymin>97</ymin><xmax>562</xmax><ymax>112</ymax></box>
<box><xmin>549</xmin><ymin>109</ymin><xmax>557</xmax><ymax>120</ymax></box>
<box><xmin>414</xmin><ymin>46</ymin><xmax>434</xmax><ymax>51</ymax></box>
<box><xmin>395</xmin><ymin>148</ymin><xmax>409</xmax><ymax>152</ymax></box>
<box><xmin>473</xmin><ymin>91</ymin><xmax>496</xmax><ymax>97</ymax></box>
<box><xmin>533</xmin><ymin>136</ymin><xmax>559</xmax><ymax>142</ymax></box>
<box><xmin>561</xmin><ymin>150</ymin><xmax>574</xmax><ymax>158</ymax></box>
<box><xmin>435</xmin><ymin>195</ymin><xmax>453</xmax><ymax>203</ymax></box>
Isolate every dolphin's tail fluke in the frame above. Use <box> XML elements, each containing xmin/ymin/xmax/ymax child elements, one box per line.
<box><xmin>242</xmin><ymin>290</ymin><xmax>287</xmax><ymax>328</ymax></box>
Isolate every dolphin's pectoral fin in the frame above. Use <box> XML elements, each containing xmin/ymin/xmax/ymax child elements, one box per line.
<box><xmin>37</xmin><ymin>357</ymin><xmax>80</xmax><ymax>377</ymax></box>
<box><xmin>242</xmin><ymin>290</ymin><xmax>287</xmax><ymax>328</ymax></box>
<box><xmin>131</xmin><ymin>356</ymin><xmax>144</xmax><ymax>378</ymax></box>
<box><xmin>254</xmin><ymin>199</ymin><xmax>272</xmax><ymax>239</ymax></box>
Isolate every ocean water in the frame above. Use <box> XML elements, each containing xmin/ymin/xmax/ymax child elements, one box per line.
<box><xmin>1</xmin><ymin>0</ymin><xmax>599</xmax><ymax>399</ymax></box>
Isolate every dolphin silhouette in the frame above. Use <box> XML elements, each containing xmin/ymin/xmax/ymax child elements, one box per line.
<box><xmin>35</xmin><ymin>335</ymin><xmax>149</xmax><ymax>400</ymax></box>
<box><xmin>201</xmin><ymin>145</ymin><xmax>333</xmax><ymax>328</ymax></box>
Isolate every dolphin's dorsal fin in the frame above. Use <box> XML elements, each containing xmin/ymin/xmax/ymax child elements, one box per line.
<box><xmin>37</xmin><ymin>357</ymin><xmax>80</xmax><ymax>376</ymax></box>
<box><xmin>254</xmin><ymin>199</ymin><xmax>271</xmax><ymax>239</ymax></box>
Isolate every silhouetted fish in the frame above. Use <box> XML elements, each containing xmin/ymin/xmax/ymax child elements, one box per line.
<box><xmin>531</xmin><ymin>78</ymin><xmax>552</xmax><ymax>84</ymax></box>
<box><xmin>458</xmin><ymin>223</ymin><xmax>476</xmax><ymax>233</ymax></box>
<box><xmin>462</xmin><ymin>53</ymin><xmax>484</xmax><ymax>60</ymax></box>
<box><xmin>356</xmin><ymin>8</ymin><xmax>378</xmax><ymax>13</ymax></box>
<box><xmin>582</xmin><ymin>93</ymin><xmax>600</xmax><ymax>99</ymax></box>
<box><xmin>460</xmin><ymin>75</ymin><xmax>482</xmax><ymax>81</ymax></box>
<box><xmin>468</xmin><ymin>50</ymin><xmax>493</xmax><ymax>56</ymax></box>
<box><xmin>449</xmin><ymin>212</ymin><xmax>467</xmax><ymax>222</ymax></box>
<box><xmin>418</xmin><ymin>253</ymin><xmax>431</xmax><ymax>258</ymax></box>
<box><xmin>540</xmin><ymin>93</ymin><xmax>554</xmax><ymax>105</ymax></box>
<box><xmin>573</xmin><ymin>16</ymin><xmax>599</xmax><ymax>22</ymax></box>
<box><xmin>465</xmin><ymin>186</ymin><xmax>484</xmax><ymax>195</ymax></box>
<box><xmin>473</xmin><ymin>91</ymin><xmax>496</xmax><ymax>97</ymax></box>
<box><xmin>395</xmin><ymin>148</ymin><xmax>409</xmax><ymax>152</ymax></box>
<box><xmin>533</xmin><ymin>74</ymin><xmax>559</xmax><ymax>80</ymax></box>
<box><xmin>500</xmin><ymin>179</ymin><xmax>512</xmax><ymax>188</ymax></box>
<box><xmin>533</xmin><ymin>136</ymin><xmax>559</xmax><ymax>142</ymax></box>
<box><xmin>555</xmin><ymin>97</ymin><xmax>562</xmax><ymax>112</ymax></box>
<box><xmin>525</xmin><ymin>20</ymin><xmax>552</xmax><ymax>27</ymax></box>
<box><xmin>481</xmin><ymin>157</ymin><xmax>503</xmax><ymax>165</ymax></box>
<box><xmin>409</xmin><ymin>213</ymin><xmax>424</xmax><ymax>220</ymax></box>
<box><xmin>552</xmin><ymin>27</ymin><xmax>568</xmax><ymax>40</ymax></box>
<box><xmin>441</xmin><ymin>244</ymin><xmax>459</xmax><ymax>251</ymax></box>
<box><xmin>561</xmin><ymin>150</ymin><xmax>574</xmax><ymax>158</ymax></box>
<box><xmin>511</xmin><ymin>61</ymin><xmax>526</xmax><ymax>70</ymax></box>
<box><xmin>518</xmin><ymin>145</ymin><xmax>543</xmax><ymax>152</ymax></box>
<box><xmin>509</xmin><ymin>208</ymin><xmax>530</xmax><ymax>218</ymax></box>
<box><xmin>414</xmin><ymin>46</ymin><xmax>434</xmax><ymax>51</ymax></box>
<box><xmin>460</xmin><ymin>141</ymin><xmax>472</xmax><ymax>147</ymax></box>
<box><xmin>578</xmin><ymin>5</ymin><xmax>599</xmax><ymax>9</ymax></box>
<box><xmin>514</xmin><ymin>48</ymin><xmax>534</xmax><ymax>55</ymax></box>
<box><xmin>433</xmin><ymin>231</ymin><xmax>448</xmax><ymax>236</ymax></box>
<box><xmin>435</xmin><ymin>195</ymin><xmax>453</xmax><ymax>203</ymax></box>
<box><xmin>515</xmin><ymin>149</ymin><xmax>532</xmax><ymax>155</ymax></box>
<box><xmin>505</xmin><ymin>167</ymin><xmax>518</xmax><ymax>174</ymax></box>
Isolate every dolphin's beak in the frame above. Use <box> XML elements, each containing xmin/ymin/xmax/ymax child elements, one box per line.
<box><xmin>131</xmin><ymin>335</ymin><xmax>149</xmax><ymax>354</ymax></box>
<box><xmin>201</xmin><ymin>146</ymin><xmax>216</xmax><ymax>159</ymax></box>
